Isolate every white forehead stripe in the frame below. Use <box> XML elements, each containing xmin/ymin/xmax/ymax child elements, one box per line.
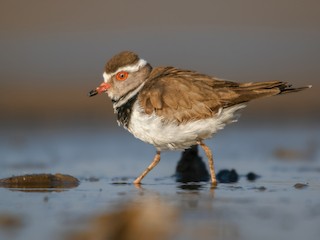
<box><xmin>103</xmin><ymin>58</ymin><xmax>147</xmax><ymax>82</ymax></box>
<box><xmin>103</xmin><ymin>72</ymin><xmax>110</xmax><ymax>83</ymax></box>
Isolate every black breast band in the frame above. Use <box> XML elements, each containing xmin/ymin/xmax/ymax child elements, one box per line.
<box><xmin>115</xmin><ymin>94</ymin><xmax>138</xmax><ymax>128</ymax></box>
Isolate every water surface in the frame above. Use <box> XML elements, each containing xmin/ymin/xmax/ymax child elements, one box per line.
<box><xmin>0</xmin><ymin>124</ymin><xmax>319</xmax><ymax>240</ymax></box>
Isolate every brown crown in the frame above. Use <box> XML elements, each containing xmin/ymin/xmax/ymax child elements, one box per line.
<box><xmin>105</xmin><ymin>51</ymin><xmax>140</xmax><ymax>74</ymax></box>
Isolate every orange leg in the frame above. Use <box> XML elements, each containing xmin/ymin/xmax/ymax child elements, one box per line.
<box><xmin>133</xmin><ymin>151</ymin><xmax>161</xmax><ymax>184</ymax></box>
<box><xmin>198</xmin><ymin>141</ymin><xmax>218</xmax><ymax>186</ymax></box>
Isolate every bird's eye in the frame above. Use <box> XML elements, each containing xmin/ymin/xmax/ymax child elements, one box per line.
<box><xmin>116</xmin><ymin>71</ymin><xmax>129</xmax><ymax>81</ymax></box>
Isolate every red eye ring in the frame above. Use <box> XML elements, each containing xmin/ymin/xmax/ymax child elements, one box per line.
<box><xmin>116</xmin><ymin>71</ymin><xmax>129</xmax><ymax>81</ymax></box>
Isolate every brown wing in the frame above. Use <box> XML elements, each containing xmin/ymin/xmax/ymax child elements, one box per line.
<box><xmin>138</xmin><ymin>67</ymin><xmax>240</xmax><ymax>123</ymax></box>
<box><xmin>138</xmin><ymin>67</ymin><xmax>307</xmax><ymax>123</ymax></box>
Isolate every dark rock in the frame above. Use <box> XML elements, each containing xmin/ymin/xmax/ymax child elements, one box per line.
<box><xmin>175</xmin><ymin>145</ymin><xmax>210</xmax><ymax>183</ymax></box>
<box><xmin>217</xmin><ymin>169</ymin><xmax>239</xmax><ymax>183</ymax></box>
<box><xmin>246</xmin><ymin>172</ymin><xmax>260</xmax><ymax>181</ymax></box>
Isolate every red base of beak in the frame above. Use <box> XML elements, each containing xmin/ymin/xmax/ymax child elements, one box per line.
<box><xmin>88</xmin><ymin>82</ymin><xmax>111</xmax><ymax>97</ymax></box>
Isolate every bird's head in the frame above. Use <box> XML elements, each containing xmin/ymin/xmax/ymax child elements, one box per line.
<box><xmin>88</xmin><ymin>51</ymin><xmax>152</xmax><ymax>101</ymax></box>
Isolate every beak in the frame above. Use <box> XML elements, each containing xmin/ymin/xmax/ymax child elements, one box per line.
<box><xmin>88</xmin><ymin>82</ymin><xmax>111</xmax><ymax>97</ymax></box>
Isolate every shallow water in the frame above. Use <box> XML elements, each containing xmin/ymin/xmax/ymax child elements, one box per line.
<box><xmin>0</xmin><ymin>124</ymin><xmax>319</xmax><ymax>240</ymax></box>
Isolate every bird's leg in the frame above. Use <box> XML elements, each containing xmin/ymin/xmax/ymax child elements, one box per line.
<box><xmin>133</xmin><ymin>151</ymin><xmax>161</xmax><ymax>184</ymax></box>
<box><xmin>198</xmin><ymin>141</ymin><xmax>218</xmax><ymax>186</ymax></box>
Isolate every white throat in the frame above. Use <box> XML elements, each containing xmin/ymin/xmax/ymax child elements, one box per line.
<box><xmin>112</xmin><ymin>82</ymin><xmax>145</xmax><ymax>110</ymax></box>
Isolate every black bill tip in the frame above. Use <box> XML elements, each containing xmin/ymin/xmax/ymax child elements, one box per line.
<box><xmin>88</xmin><ymin>89</ymin><xmax>98</xmax><ymax>97</ymax></box>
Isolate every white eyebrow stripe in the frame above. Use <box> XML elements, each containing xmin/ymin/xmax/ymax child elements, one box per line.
<box><xmin>103</xmin><ymin>58</ymin><xmax>147</xmax><ymax>83</ymax></box>
<box><xmin>103</xmin><ymin>72</ymin><xmax>110</xmax><ymax>82</ymax></box>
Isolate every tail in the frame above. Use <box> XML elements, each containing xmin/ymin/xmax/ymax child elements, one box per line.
<box><xmin>237</xmin><ymin>81</ymin><xmax>312</xmax><ymax>101</ymax></box>
<box><xmin>229</xmin><ymin>81</ymin><xmax>312</xmax><ymax>105</ymax></box>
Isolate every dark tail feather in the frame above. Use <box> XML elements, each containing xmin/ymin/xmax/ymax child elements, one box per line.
<box><xmin>279</xmin><ymin>84</ymin><xmax>312</xmax><ymax>94</ymax></box>
<box><xmin>232</xmin><ymin>81</ymin><xmax>312</xmax><ymax>105</ymax></box>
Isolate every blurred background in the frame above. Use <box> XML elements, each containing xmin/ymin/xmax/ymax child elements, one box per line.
<box><xmin>1</xmin><ymin>0</ymin><xmax>319</xmax><ymax>130</ymax></box>
<box><xmin>1</xmin><ymin>2</ymin><xmax>320</xmax><ymax>240</ymax></box>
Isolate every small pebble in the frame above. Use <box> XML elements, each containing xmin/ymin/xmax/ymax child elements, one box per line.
<box><xmin>294</xmin><ymin>183</ymin><xmax>308</xmax><ymax>189</ymax></box>
<box><xmin>254</xmin><ymin>186</ymin><xmax>267</xmax><ymax>191</ymax></box>
<box><xmin>217</xmin><ymin>169</ymin><xmax>239</xmax><ymax>183</ymax></box>
<box><xmin>246</xmin><ymin>172</ymin><xmax>260</xmax><ymax>181</ymax></box>
<box><xmin>87</xmin><ymin>177</ymin><xmax>100</xmax><ymax>182</ymax></box>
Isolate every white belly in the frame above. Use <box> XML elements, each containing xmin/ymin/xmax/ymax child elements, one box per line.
<box><xmin>127</xmin><ymin>102</ymin><xmax>246</xmax><ymax>151</ymax></box>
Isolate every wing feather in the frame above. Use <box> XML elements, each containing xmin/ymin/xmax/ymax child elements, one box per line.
<box><xmin>138</xmin><ymin>67</ymin><xmax>293</xmax><ymax>123</ymax></box>
<box><xmin>138</xmin><ymin>67</ymin><xmax>224</xmax><ymax>123</ymax></box>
